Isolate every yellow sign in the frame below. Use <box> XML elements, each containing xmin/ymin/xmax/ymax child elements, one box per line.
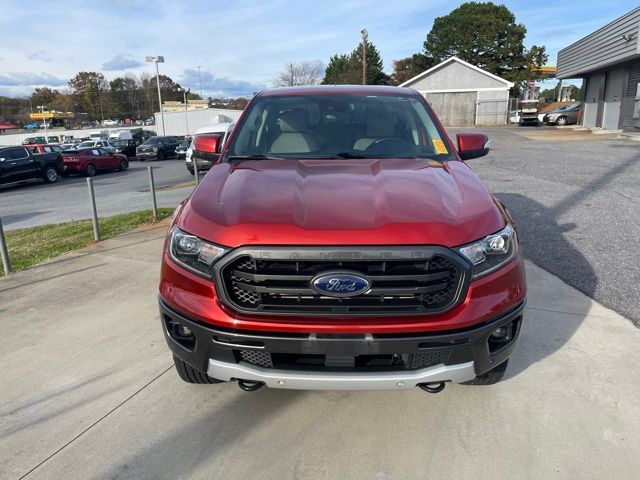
<box><xmin>29</xmin><ymin>111</ymin><xmax>75</xmax><ymax>120</ymax></box>
<box><xmin>432</xmin><ymin>139</ymin><xmax>448</xmax><ymax>155</ymax></box>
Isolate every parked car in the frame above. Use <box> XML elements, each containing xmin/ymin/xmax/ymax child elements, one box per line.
<box><xmin>22</xmin><ymin>136</ymin><xmax>60</xmax><ymax>145</ymax></box>
<box><xmin>111</xmin><ymin>139</ymin><xmax>138</xmax><ymax>158</ymax></box>
<box><xmin>61</xmin><ymin>148</ymin><xmax>128</xmax><ymax>177</ymax></box>
<box><xmin>175</xmin><ymin>140</ymin><xmax>190</xmax><ymax>159</ymax></box>
<box><xmin>543</xmin><ymin>103</ymin><xmax>582</xmax><ymax>126</ymax></box>
<box><xmin>136</xmin><ymin>135</ymin><xmax>179</xmax><ymax>161</ymax></box>
<box><xmin>73</xmin><ymin>139</ymin><xmax>115</xmax><ymax>153</ymax></box>
<box><xmin>0</xmin><ymin>145</ymin><xmax>63</xmax><ymax>185</ymax></box>
<box><xmin>27</xmin><ymin>144</ymin><xmax>63</xmax><ymax>154</ymax></box>
<box><xmin>518</xmin><ymin>99</ymin><xmax>540</xmax><ymax>126</ymax></box>
<box><xmin>186</xmin><ymin>123</ymin><xmax>234</xmax><ymax>175</ymax></box>
<box><xmin>24</xmin><ymin>123</ymin><xmax>39</xmax><ymax>130</ymax></box>
<box><xmin>102</xmin><ymin>119</ymin><xmax>118</xmax><ymax>126</ymax></box>
<box><xmin>160</xmin><ymin>85</ymin><xmax>526</xmax><ymax>392</ymax></box>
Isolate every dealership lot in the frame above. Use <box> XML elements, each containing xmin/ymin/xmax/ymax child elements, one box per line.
<box><xmin>1</xmin><ymin>221</ymin><xmax>638</xmax><ymax>480</ymax></box>
<box><xmin>0</xmin><ymin>159</ymin><xmax>193</xmax><ymax>230</ymax></box>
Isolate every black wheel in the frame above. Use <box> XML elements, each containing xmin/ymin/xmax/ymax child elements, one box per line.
<box><xmin>43</xmin><ymin>166</ymin><xmax>59</xmax><ymax>183</ymax></box>
<box><xmin>556</xmin><ymin>116</ymin><xmax>568</xmax><ymax>126</ymax></box>
<box><xmin>462</xmin><ymin>359</ymin><xmax>509</xmax><ymax>385</ymax></box>
<box><xmin>157</xmin><ymin>150</ymin><xmax>166</xmax><ymax>161</ymax></box>
<box><xmin>85</xmin><ymin>163</ymin><xmax>96</xmax><ymax>177</ymax></box>
<box><xmin>119</xmin><ymin>159</ymin><xmax>129</xmax><ymax>171</ymax></box>
<box><xmin>173</xmin><ymin>355</ymin><xmax>223</xmax><ymax>384</ymax></box>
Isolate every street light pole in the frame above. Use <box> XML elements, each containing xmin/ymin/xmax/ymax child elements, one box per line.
<box><xmin>361</xmin><ymin>29</ymin><xmax>368</xmax><ymax>85</ymax></box>
<box><xmin>180</xmin><ymin>88</ymin><xmax>190</xmax><ymax>136</ymax></box>
<box><xmin>146</xmin><ymin>55</ymin><xmax>166</xmax><ymax>135</ymax></box>
<box><xmin>38</xmin><ymin>105</ymin><xmax>48</xmax><ymax>140</ymax></box>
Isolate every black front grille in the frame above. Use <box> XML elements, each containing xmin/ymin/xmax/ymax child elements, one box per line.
<box><xmin>216</xmin><ymin>247</ymin><xmax>468</xmax><ymax>316</ymax></box>
<box><xmin>237</xmin><ymin>349</ymin><xmax>451</xmax><ymax>371</ymax></box>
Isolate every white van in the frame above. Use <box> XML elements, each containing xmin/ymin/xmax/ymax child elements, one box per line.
<box><xmin>108</xmin><ymin>130</ymin><xmax>133</xmax><ymax>142</ymax></box>
<box><xmin>186</xmin><ymin>122</ymin><xmax>234</xmax><ymax>175</ymax></box>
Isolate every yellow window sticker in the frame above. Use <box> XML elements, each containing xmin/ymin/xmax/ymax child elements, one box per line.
<box><xmin>432</xmin><ymin>139</ymin><xmax>448</xmax><ymax>155</ymax></box>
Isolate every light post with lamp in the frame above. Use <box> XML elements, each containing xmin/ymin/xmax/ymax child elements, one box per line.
<box><xmin>37</xmin><ymin>105</ymin><xmax>48</xmax><ymax>140</ymax></box>
<box><xmin>179</xmin><ymin>87</ymin><xmax>190</xmax><ymax>136</ymax></box>
<box><xmin>145</xmin><ymin>55</ymin><xmax>166</xmax><ymax>135</ymax></box>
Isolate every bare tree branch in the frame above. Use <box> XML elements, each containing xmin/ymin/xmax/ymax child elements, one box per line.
<box><xmin>274</xmin><ymin>61</ymin><xmax>323</xmax><ymax>87</ymax></box>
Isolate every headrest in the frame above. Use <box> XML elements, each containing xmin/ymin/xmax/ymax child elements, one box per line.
<box><xmin>279</xmin><ymin>110</ymin><xmax>309</xmax><ymax>132</ymax></box>
<box><xmin>365</xmin><ymin>105</ymin><xmax>394</xmax><ymax>137</ymax></box>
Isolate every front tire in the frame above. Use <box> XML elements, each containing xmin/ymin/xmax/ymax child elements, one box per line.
<box><xmin>173</xmin><ymin>355</ymin><xmax>223</xmax><ymax>384</ymax></box>
<box><xmin>43</xmin><ymin>166</ymin><xmax>59</xmax><ymax>183</ymax></box>
<box><xmin>119</xmin><ymin>159</ymin><xmax>129</xmax><ymax>171</ymax></box>
<box><xmin>85</xmin><ymin>163</ymin><xmax>96</xmax><ymax>177</ymax></box>
<box><xmin>157</xmin><ymin>150</ymin><xmax>166</xmax><ymax>161</ymax></box>
<box><xmin>556</xmin><ymin>116</ymin><xmax>568</xmax><ymax>126</ymax></box>
<box><xmin>462</xmin><ymin>359</ymin><xmax>509</xmax><ymax>385</ymax></box>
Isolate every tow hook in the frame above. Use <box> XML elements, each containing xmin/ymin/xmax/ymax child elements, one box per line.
<box><xmin>418</xmin><ymin>382</ymin><xmax>445</xmax><ymax>394</ymax></box>
<box><xmin>237</xmin><ymin>379</ymin><xmax>265</xmax><ymax>392</ymax></box>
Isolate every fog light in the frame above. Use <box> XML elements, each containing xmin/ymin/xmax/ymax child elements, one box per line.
<box><xmin>490</xmin><ymin>326</ymin><xmax>509</xmax><ymax>340</ymax></box>
<box><xmin>177</xmin><ymin>324</ymin><xmax>193</xmax><ymax>337</ymax></box>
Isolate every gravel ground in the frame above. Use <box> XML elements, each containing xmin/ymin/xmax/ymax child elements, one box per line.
<box><xmin>458</xmin><ymin>126</ymin><xmax>640</xmax><ymax>327</ymax></box>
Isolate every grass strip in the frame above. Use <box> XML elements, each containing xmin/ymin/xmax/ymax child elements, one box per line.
<box><xmin>0</xmin><ymin>208</ymin><xmax>173</xmax><ymax>275</ymax></box>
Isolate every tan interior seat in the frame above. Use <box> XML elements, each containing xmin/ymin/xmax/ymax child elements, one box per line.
<box><xmin>270</xmin><ymin>110</ymin><xmax>323</xmax><ymax>154</ymax></box>
<box><xmin>353</xmin><ymin>105</ymin><xmax>395</xmax><ymax>151</ymax></box>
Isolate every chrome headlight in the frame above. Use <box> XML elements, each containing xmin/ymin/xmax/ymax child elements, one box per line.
<box><xmin>169</xmin><ymin>227</ymin><xmax>228</xmax><ymax>277</ymax></box>
<box><xmin>456</xmin><ymin>225</ymin><xmax>518</xmax><ymax>279</ymax></box>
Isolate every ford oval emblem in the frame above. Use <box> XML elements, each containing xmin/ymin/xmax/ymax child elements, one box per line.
<box><xmin>310</xmin><ymin>272</ymin><xmax>371</xmax><ymax>298</ymax></box>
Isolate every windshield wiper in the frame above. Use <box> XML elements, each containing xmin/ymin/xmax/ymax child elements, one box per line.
<box><xmin>332</xmin><ymin>152</ymin><xmax>368</xmax><ymax>159</ymax></box>
<box><xmin>226</xmin><ymin>154</ymin><xmax>287</xmax><ymax>162</ymax></box>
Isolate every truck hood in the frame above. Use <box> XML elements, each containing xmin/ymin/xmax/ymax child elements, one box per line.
<box><xmin>179</xmin><ymin>158</ymin><xmax>505</xmax><ymax>247</ymax></box>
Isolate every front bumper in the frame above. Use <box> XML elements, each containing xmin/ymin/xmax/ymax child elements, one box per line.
<box><xmin>136</xmin><ymin>151</ymin><xmax>158</xmax><ymax>160</ymax></box>
<box><xmin>160</xmin><ymin>298</ymin><xmax>525</xmax><ymax>390</ymax></box>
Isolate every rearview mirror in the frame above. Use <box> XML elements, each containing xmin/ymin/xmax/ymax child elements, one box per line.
<box><xmin>456</xmin><ymin>132</ymin><xmax>491</xmax><ymax>160</ymax></box>
<box><xmin>192</xmin><ymin>133</ymin><xmax>223</xmax><ymax>162</ymax></box>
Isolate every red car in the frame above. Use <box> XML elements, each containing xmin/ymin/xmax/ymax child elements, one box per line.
<box><xmin>61</xmin><ymin>147</ymin><xmax>128</xmax><ymax>177</ymax></box>
<box><xmin>159</xmin><ymin>85</ymin><xmax>526</xmax><ymax>393</ymax></box>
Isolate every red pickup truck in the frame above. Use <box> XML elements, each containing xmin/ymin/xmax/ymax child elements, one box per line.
<box><xmin>159</xmin><ymin>85</ymin><xmax>526</xmax><ymax>393</ymax></box>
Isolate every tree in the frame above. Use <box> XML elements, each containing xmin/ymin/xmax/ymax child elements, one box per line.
<box><xmin>275</xmin><ymin>61</ymin><xmax>323</xmax><ymax>87</ymax></box>
<box><xmin>68</xmin><ymin>72</ymin><xmax>109</xmax><ymax>120</ymax></box>
<box><xmin>389</xmin><ymin>54</ymin><xmax>431</xmax><ymax>85</ymax></box>
<box><xmin>422</xmin><ymin>2</ymin><xmax>547</xmax><ymax>94</ymax></box>
<box><xmin>322</xmin><ymin>37</ymin><xmax>389</xmax><ymax>85</ymax></box>
<box><xmin>30</xmin><ymin>87</ymin><xmax>59</xmax><ymax>109</ymax></box>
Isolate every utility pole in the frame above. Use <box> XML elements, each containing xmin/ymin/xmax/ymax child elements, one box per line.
<box><xmin>95</xmin><ymin>77</ymin><xmax>104</xmax><ymax>122</ymax></box>
<box><xmin>361</xmin><ymin>29</ymin><xmax>368</xmax><ymax>85</ymax></box>
<box><xmin>146</xmin><ymin>56</ymin><xmax>166</xmax><ymax>135</ymax></box>
<box><xmin>180</xmin><ymin>88</ymin><xmax>190</xmax><ymax>136</ymax></box>
<box><xmin>197</xmin><ymin>66</ymin><xmax>203</xmax><ymax>99</ymax></box>
<box><xmin>38</xmin><ymin>105</ymin><xmax>48</xmax><ymax>139</ymax></box>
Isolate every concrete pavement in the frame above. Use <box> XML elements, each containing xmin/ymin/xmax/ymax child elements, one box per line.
<box><xmin>1</xmin><ymin>223</ymin><xmax>638</xmax><ymax>480</ymax></box>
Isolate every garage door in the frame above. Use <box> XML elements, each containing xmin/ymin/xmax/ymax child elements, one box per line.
<box><xmin>423</xmin><ymin>92</ymin><xmax>476</xmax><ymax>127</ymax></box>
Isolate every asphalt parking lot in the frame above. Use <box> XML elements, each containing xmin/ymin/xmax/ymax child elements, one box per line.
<box><xmin>0</xmin><ymin>158</ymin><xmax>194</xmax><ymax>230</ymax></box>
<box><xmin>1</xmin><ymin>221</ymin><xmax>638</xmax><ymax>480</ymax></box>
<box><xmin>460</xmin><ymin>126</ymin><xmax>640</xmax><ymax>327</ymax></box>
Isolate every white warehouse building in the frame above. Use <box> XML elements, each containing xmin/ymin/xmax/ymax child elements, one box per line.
<box><xmin>400</xmin><ymin>56</ymin><xmax>514</xmax><ymax>126</ymax></box>
<box><xmin>154</xmin><ymin>107</ymin><xmax>244</xmax><ymax>136</ymax></box>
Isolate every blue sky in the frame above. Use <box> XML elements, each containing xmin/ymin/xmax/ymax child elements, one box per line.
<box><xmin>0</xmin><ymin>0</ymin><xmax>638</xmax><ymax>98</ymax></box>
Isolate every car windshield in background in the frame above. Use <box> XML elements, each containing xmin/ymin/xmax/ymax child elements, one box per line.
<box><xmin>78</xmin><ymin>141</ymin><xmax>94</xmax><ymax>148</ymax></box>
<box><xmin>142</xmin><ymin>137</ymin><xmax>161</xmax><ymax>145</ymax></box>
<box><xmin>226</xmin><ymin>93</ymin><xmax>451</xmax><ymax>160</ymax></box>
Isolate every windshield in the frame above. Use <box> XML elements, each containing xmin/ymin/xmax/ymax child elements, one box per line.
<box><xmin>78</xmin><ymin>141</ymin><xmax>94</xmax><ymax>148</ymax></box>
<box><xmin>142</xmin><ymin>137</ymin><xmax>161</xmax><ymax>145</ymax></box>
<box><xmin>226</xmin><ymin>93</ymin><xmax>451</xmax><ymax>160</ymax></box>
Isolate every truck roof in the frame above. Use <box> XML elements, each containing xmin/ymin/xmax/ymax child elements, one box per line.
<box><xmin>258</xmin><ymin>85</ymin><xmax>417</xmax><ymax>97</ymax></box>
